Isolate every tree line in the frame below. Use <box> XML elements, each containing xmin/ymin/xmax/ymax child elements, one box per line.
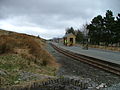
<box><xmin>65</xmin><ymin>10</ymin><xmax>120</xmax><ymax>46</ymax></box>
<box><xmin>87</xmin><ymin>10</ymin><xmax>120</xmax><ymax>46</ymax></box>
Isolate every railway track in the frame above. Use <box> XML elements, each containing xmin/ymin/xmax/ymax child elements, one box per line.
<box><xmin>50</xmin><ymin>43</ymin><xmax>120</xmax><ymax>76</ymax></box>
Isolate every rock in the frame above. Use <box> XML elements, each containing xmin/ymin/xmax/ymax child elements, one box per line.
<box><xmin>18</xmin><ymin>78</ymin><xmax>21</xmax><ymax>81</ymax></box>
<box><xmin>0</xmin><ymin>70</ymin><xmax>7</xmax><ymax>76</ymax></box>
<box><xmin>96</xmin><ymin>83</ymin><xmax>107</xmax><ymax>89</ymax></box>
<box><xmin>14</xmin><ymin>81</ymin><xmax>19</xmax><ymax>84</ymax></box>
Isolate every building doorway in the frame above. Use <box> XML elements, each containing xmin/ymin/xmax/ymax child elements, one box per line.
<box><xmin>70</xmin><ymin>38</ymin><xmax>73</xmax><ymax>46</ymax></box>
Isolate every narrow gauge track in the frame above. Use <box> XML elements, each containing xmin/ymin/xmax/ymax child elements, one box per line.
<box><xmin>50</xmin><ymin>43</ymin><xmax>120</xmax><ymax>76</ymax></box>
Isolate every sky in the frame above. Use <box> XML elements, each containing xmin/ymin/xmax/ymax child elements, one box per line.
<box><xmin>0</xmin><ymin>0</ymin><xmax>120</xmax><ymax>39</ymax></box>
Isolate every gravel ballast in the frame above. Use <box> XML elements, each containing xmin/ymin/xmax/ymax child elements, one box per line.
<box><xmin>46</xmin><ymin>42</ymin><xmax>120</xmax><ymax>90</ymax></box>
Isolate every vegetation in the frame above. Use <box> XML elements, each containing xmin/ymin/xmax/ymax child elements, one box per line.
<box><xmin>0</xmin><ymin>29</ymin><xmax>58</xmax><ymax>87</ymax></box>
<box><xmin>65</xmin><ymin>27</ymin><xmax>84</xmax><ymax>43</ymax></box>
<box><xmin>76</xmin><ymin>30</ymin><xmax>84</xmax><ymax>43</ymax></box>
<box><xmin>87</xmin><ymin>10</ymin><xmax>120</xmax><ymax>46</ymax></box>
<box><xmin>65</xmin><ymin>10</ymin><xmax>120</xmax><ymax>48</ymax></box>
<box><xmin>65</xmin><ymin>27</ymin><xmax>75</xmax><ymax>35</ymax></box>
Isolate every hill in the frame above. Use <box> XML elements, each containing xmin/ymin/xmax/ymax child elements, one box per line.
<box><xmin>0</xmin><ymin>29</ymin><xmax>58</xmax><ymax>88</ymax></box>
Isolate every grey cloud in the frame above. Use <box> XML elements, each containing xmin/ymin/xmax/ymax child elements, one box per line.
<box><xmin>0</xmin><ymin>0</ymin><xmax>120</xmax><ymax>39</ymax></box>
<box><xmin>0</xmin><ymin>0</ymin><xmax>105</xmax><ymax>19</ymax></box>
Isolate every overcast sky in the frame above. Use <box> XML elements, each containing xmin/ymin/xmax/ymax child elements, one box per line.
<box><xmin>0</xmin><ymin>0</ymin><xmax>120</xmax><ymax>39</ymax></box>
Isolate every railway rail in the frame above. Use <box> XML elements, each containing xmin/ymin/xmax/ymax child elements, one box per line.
<box><xmin>50</xmin><ymin>43</ymin><xmax>120</xmax><ymax>76</ymax></box>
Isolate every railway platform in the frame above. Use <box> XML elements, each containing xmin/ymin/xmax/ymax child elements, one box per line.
<box><xmin>52</xmin><ymin>42</ymin><xmax>120</xmax><ymax>65</ymax></box>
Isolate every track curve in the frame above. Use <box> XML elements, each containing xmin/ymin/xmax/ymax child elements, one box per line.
<box><xmin>50</xmin><ymin>43</ymin><xmax>120</xmax><ymax>76</ymax></box>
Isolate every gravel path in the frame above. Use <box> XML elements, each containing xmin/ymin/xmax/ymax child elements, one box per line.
<box><xmin>46</xmin><ymin>43</ymin><xmax>120</xmax><ymax>90</ymax></box>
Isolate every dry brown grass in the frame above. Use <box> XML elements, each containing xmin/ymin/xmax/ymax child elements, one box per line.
<box><xmin>89</xmin><ymin>45</ymin><xmax>120</xmax><ymax>52</ymax></box>
<box><xmin>0</xmin><ymin>30</ymin><xmax>59</xmax><ymax>88</ymax></box>
<box><xmin>76</xmin><ymin>43</ymin><xmax>120</xmax><ymax>52</ymax></box>
<box><xmin>0</xmin><ymin>33</ymin><xmax>58</xmax><ymax>67</ymax></box>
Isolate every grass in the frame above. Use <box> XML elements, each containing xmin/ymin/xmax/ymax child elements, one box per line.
<box><xmin>0</xmin><ymin>54</ymin><xmax>27</xmax><ymax>86</ymax></box>
<box><xmin>0</xmin><ymin>33</ymin><xmax>58</xmax><ymax>66</ymax></box>
<box><xmin>88</xmin><ymin>45</ymin><xmax>120</xmax><ymax>52</ymax></box>
<box><xmin>0</xmin><ymin>29</ymin><xmax>59</xmax><ymax>87</ymax></box>
<box><xmin>76</xmin><ymin>43</ymin><xmax>120</xmax><ymax>52</ymax></box>
<box><xmin>0</xmin><ymin>54</ymin><xmax>57</xmax><ymax>87</ymax></box>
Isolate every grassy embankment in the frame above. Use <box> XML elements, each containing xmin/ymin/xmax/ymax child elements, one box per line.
<box><xmin>0</xmin><ymin>29</ymin><xmax>58</xmax><ymax>87</ymax></box>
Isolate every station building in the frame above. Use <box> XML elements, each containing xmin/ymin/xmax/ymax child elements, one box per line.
<box><xmin>63</xmin><ymin>33</ymin><xmax>76</xmax><ymax>46</ymax></box>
